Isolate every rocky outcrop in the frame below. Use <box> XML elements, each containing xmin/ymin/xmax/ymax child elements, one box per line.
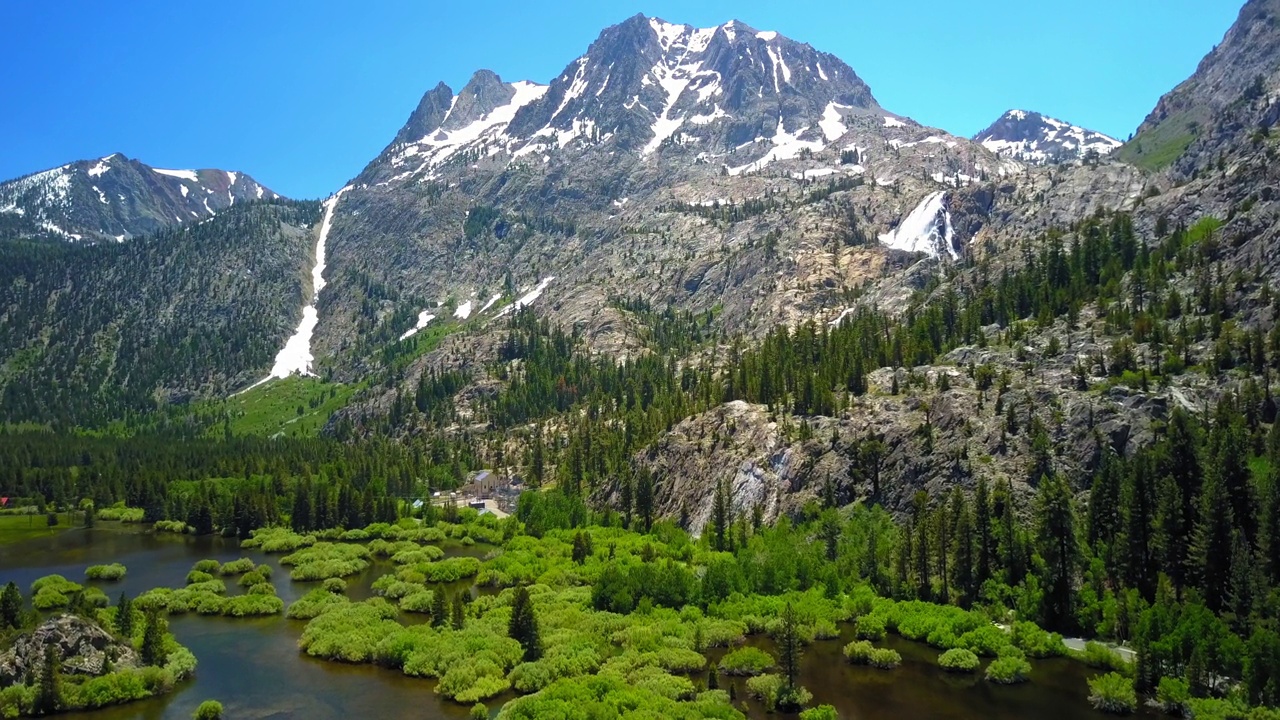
<box><xmin>0</xmin><ymin>614</ymin><xmax>138</xmax><ymax>685</ymax></box>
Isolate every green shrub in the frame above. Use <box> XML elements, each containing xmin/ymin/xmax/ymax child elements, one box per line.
<box><xmin>281</xmin><ymin>542</ymin><xmax>371</xmax><ymax>581</ymax></box>
<box><xmin>399</xmin><ymin>590</ymin><xmax>436</xmax><ymax>614</ymax></box>
<box><xmin>855</xmin><ymin>614</ymin><xmax>886</xmax><ymax>640</ymax></box>
<box><xmin>938</xmin><ymin>648</ymin><xmax>980</xmax><ymax>673</ymax></box>
<box><xmin>299</xmin><ymin>600</ymin><xmax>401</xmax><ymax>663</ymax></box>
<box><xmin>153</xmin><ymin>520</ymin><xmax>190</xmax><ymax>534</ymax></box>
<box><xmin>185</xmin><ymin>570</ymin><xmax>214</xmax><ymax>585</ymax></box>
<box><xmin>192</xmin><ymin>560</ymin><xmax>222</xmax><ymax>574</ymax></box>
<box><xmin>843</xmin><ymin>640</ymin><xmax>874</xmax><ymax>665</ymax></box>
<box><xmin>868</xmin><ymin>648</ymin><xmax>901</xmax><ymax>669</ymax></box>
<box><xmin>85</xmin><ymin>563</ymin><xmax>127</xmax><ymax>581</ymax></box>
<box><xmin>217</xmin><ymin>558</ymin><xmax>255</xmax><ymax>575</ymax></box>
<box><xmin>958</xmin><ymin>624</ymin><xmax>1011</xmax><ymax>657</ymax></box>
<box><xmin>193</xmin><ymin>699</ymin><xmax>224</xmax><ymax>719</ymax></box>
<box><xmin>1010</xmin><ymin>621</ymin><xmax>1066</xmax><ymax>658</ymax></box>
<box><xmin>391</xmin><ymin>546</ymin><xmax>445</xmax><ymax>564</ymax></box>
<box><xmin>287</xmin><ymin>588</ymin><xmax>350</xmax><ymax>620</ymax></box>
<box><xmin>719</xmin><ymin>647</ymin><xmax>774</xmax><ymax>676</ymax></box>
<box><xmin>96</xmin><ymin>506</ymin><xmax>144</xmax><ymax>523</ymax></box>
<box><xmin>985</xmin><ymin>653</ymin><xmax>1032</xmax><ymax>684</ymax></box>
<box><xmin>470</xmin><ymin>702</ymin><xmax>488</xmax><ymax>720</ymax></box>
<box><xmin>323</xmin><ymin>578</ymin><xmax>347</xmax><ymax>593</ymax></box>
<box><xmin>800</xmin><ymin>705</ymin><xmax>839</xmax><ymax>720</ymax></box>
<box><xmin>420</xmin><ymin>556</ymin><xmax>481</xmax><ymax>583</ymax></box>
<box><xmin>1072</xmin><ymin>642</ymin><xmax>1132</xmax><ymax>674</ymax></box>
<box><xmin>745</xmin><ymin>674</ymin><xmax>784</xmax><ymax>710</ymax></box>
<box><xmin>1156</xmin><ymin>676</ymin><xmax>1190</xmax><ymax>715</ymax></box>
<box><xmin>240</xmin><ymin>527</ymin><xmax>315</xmax><ymax>552</ymax></box>
<box><xmin>223</xmin><ymin>594</ymin><xmax>284</xmax><ymax>617</ymax></box>
<box><xmin>237</xmin><ymin>569</ymin><xmax>270</xmax><ymax>587</ymax></box>
<box><xmin>81</xmin><ymin>586</ymin><xmax>110</xmax><ymax>608</ymax></box>
<box><xmin>1088</xmin><ymin>672</ymin><xmax>1136</xmax><ymax>714</ymax></box>
<box><xmin>31</xmin><ymin>574</ymin><xmax>81</xmax><ymax>595</ymax></box>
<box><xmin>33</xmin><ymin>587</ymin><xmax>70</xmax><ymax>610</ymax></box>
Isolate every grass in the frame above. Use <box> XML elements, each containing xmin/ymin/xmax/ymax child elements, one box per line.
<box><xmin>217</xmin><ymin>376</ymin><xmax>359</xmax><ymax>438</ymax></box>
<box><xmin>0</xmin><ymin>513</ymin><xmax>75</xmax><ymax>545</ymax></box>
<box><xmin>1117</xmin><ymin>109</ymin><xmax>1198</xmax><ymax>171</ymax></box>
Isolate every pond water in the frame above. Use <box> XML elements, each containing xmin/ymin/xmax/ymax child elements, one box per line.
<box><xmin>0</xmin><ymin>524</ymin><xmax>1146</xmax><ymax>719</ymax></box>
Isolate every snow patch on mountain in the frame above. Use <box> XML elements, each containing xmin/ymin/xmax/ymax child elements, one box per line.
<box><xmin>399</xmin><ymin>312</ymin><xmax>437</xmax><ymax>341</ymax></box>
<box><xmin>727</xmin><ymin>118</ymin><xmax>825</xmax><ymax>176</ymax></box>
<box><xmin>153</xmin><ymin>168</ymin><xmax>199</xmax><ymax>182</ymax></box>
<box><xmin>495</xmin><ymin>277</ymin><xmax>555</xmax><ymax>318</ymax></box>
<box><xmin>260</xmin><ymin>186</ymin><xmax>351</xmax><ymax>383</ymax></box>
<box><xmin>454</xmin><ymin>300</ymin><xmax>473</xmax><ymax>320</ymax></box>
<box><xmin>878</xmin><ymin>191</ymin><xmax>957</xmax><ymax>260</ymax></box>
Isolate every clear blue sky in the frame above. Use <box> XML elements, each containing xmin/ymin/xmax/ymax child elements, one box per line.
<box><xmin>0</xmin><ymin>0</ymin><xmax>1243</xmax><ymax>199</ymax></box>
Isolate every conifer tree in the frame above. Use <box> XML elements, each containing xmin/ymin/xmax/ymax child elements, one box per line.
<box><xmin>451</xmin><ymin>593</ymin><xmax>466</xmax><ymax>631</ymax></box>
<box><xmin>140</xmin><ymin>610</ymin><xmax>168</xmax><ymax>666</ymax></box>
<box><xmin>35</xmin><ymin>643</ymin><xmax>61</xmax><ymax>715</ymax></box>
<box><xmin>432</xmin><ymin>589</ymin><xmax>448</xmax><ymax>628</ymax></box>
<box><xmin>116</xmin><ymin>592</ymin><xmax>134</xmax><ymax>638</ymax></box>
<box><xmin>1036</xmin><ymin>472</ymin><xmax>1079</xmax><ymax>631</ymax></box>
<box><xmin>508</xmin><ymin>586</ymin><xmax>542</xmax><ymax>661</ymax></box>
<box><xmin>0</xmin><ymin>582</ymin><xmax>21</xmax><ymax>629</ymax></box>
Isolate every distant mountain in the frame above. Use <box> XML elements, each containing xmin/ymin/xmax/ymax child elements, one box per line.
<box><xmin>1119</xmin><ymin>0</ymin><xmax>1280</xmax><ymax>172</ymax></box>
<box><xmin>973</xmin><ymin>110</ymin><xmax>1121</xmax><ymax>165</ymax></box>
<box><xmin>0</xmin><ymin>153</ymin><xmax>280</xmax><ymax>243</ymax></box>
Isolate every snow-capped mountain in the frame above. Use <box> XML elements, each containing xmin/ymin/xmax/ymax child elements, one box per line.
<box><xmin>974</xmin><ymin>110</ymin><xmax>1121</xmax><ymax>165</ymax></box>
<box><xmin>0</xmin><ymin>153</ymin><xmax>279</xmax><ymax>242</ymax></box>
<box><xmin>361</xmin><ymin>15</ymin><xmax>890</xmax><ymax>184</ymax></box>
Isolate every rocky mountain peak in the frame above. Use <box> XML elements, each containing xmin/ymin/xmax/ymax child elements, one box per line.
<box><xmin>367</xmin><ymin>13</ymin><xmax>890</xmax><ymax>185</ymax></box>
<box><xmin>0</xmin><ymin>153</ymin><xmax>279</xmax><ymax>242</ymax></box>
<box><xmin>974</xmin><ymin>109</ymin><xmax>1121</xmax><ymax>165</ymax></box>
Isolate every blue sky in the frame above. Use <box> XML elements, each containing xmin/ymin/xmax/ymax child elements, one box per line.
<box><xmin>0</xmin><ymin>1</ymin><xmax>1243</xmax><ymax>199</ymax></box>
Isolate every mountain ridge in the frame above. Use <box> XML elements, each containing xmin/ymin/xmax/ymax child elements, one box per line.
<box><xmin>0</xmin><ymin>153</ymin><xmax>280</xmax><ymax>243</ymax></box>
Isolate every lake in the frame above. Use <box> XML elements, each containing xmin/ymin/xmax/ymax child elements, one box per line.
<box><xmin>0</xmin><ymin>523</ymin><xmax>1141</xmax><ymax>719</ymax></box>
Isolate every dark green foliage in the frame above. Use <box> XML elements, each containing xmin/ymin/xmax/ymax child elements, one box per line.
<box><xmin>115</xmin><ymin>592</ymin><xmax>134</xmax><ymax>638</ymax></box>
<box><xmin>508</xmin><ymin>586</ymin><xmax>542</xmax><ymax>662</ymax></box>
<box><xmin>451</xmin><ymin>593</ymin><xmax>466</xmax><ymax>631</ymax></box>
<box><xmin>777</xmin><ymin>603</ymin><xmax>802</xmax><ymax>696</ymax></box>
<box><xmin>140</xmin><ymin>611</ymin><xmax>168</xmax><ymax>667</ymax></box>
<box><xmin>35</xmin><ymin>643</ymin><xmax>61</xmax><ymax>715</ymax></box>
<box><xmin>1</xmin><ymin>581</ymin><xmax>20</xmax><ymax>629</ymax></box>
<box><xmin>432</xmin><ymin>588</ymin><xmax>448</xmax><ymax>628</ymax></box>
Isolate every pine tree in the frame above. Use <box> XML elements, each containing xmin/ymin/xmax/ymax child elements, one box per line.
<box><xmin>711</xmin><ymin>478</ymin><xmax>729</xmax><ymax>552</ymax></box>
<box><xmin>116</xmin><ymin>592</ymin><xmax>134</xmax><ymax>638</ymax></box>
<box><xmin>508</xmin><ymin>586</ymin><xmax>542</xmax><ymax>661</ymax></box>
<box><xmin>949</xmin><ymin>488</ymin><xmax>975</xmax><ymax>606</ymax></box>
<box><xmin>636</xmin><ymin>469</ymin><xmax>655</xmax><ymax>533</ymax></box>
<box><xmin>0</xmin><ymin>582</ymin><xmax>21</xmax><ymax>629</ymax></box>
<box><xmin>974</xmin><ymin>477</ymin><xmax>994</xmax><ymax>585</ymax></box>
<box><xmin>451</xmin><ymin>593</ymin><xmax>466</xmax><ymax>631</ymax></box>
<box><xmin>35</xmin><ymin>643</ymin><xmax>61</xmax><ymax>715</ymax></box>
<box><xmin>1192</xmin><ymin>471</ymin><xmax>1236</xmax><ymax>612</ymax></box>
<box><xmin>432</xmin><ymin>589</ymin><xmax>448</xmax><ymax>628</ymax></box>
<box><xmin>140</xmin><ymin>610</ymin><xmax>168</xmax><ymax>666</ymax></box>
<box><xmin>776</xmin><ymin>602</ymin><xmax>803</xmax><ymax>709</ymax></box>
<box><xmin>1036</xmin><ymin>473</ymin><xmax>1079</xmax><ymax>631</ymax></box>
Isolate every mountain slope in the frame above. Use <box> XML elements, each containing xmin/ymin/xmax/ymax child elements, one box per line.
<box><xmin>974</xmin><ymin>110</ymin><xmax>1121</xmax><ymax>164</ymax></box>
<box><xmin>0</xmin><ymin>199</ymin><xmax>319</xmax><ymax>425</ymax></box>
<box><xmin>1119</xmin><ymin>0</ymin><xmax>1280</xmax><ymax>172</ymax></box>
<box><xmin>0</xmin><ymin>153</ymin><xmax>280</xmax><ymax>243</ymax></box>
